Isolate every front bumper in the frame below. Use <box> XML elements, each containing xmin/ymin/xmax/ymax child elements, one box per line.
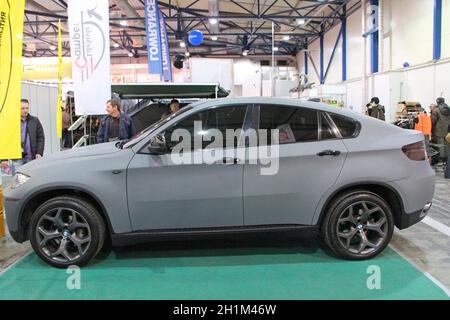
<box><xmin>396</xmin><ymin>202</ymin><xmax>432</xmax><ymax>230</ymax></box>
<box><xmin>2</xmin><ymin>191</ymin><xmax>26</xmax><ymax>243</ymax></box>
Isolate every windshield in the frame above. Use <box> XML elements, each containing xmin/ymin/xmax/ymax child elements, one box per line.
<box><xmin>122</xmin><ymin>106</ymin><xmax>193</xmax><ymax>149</ymax></box>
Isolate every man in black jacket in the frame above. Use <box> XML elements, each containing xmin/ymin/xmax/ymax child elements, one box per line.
<box><xmin>13</xmin><ymin>99</ymin><xmax>45</xmax><ymax>170</ymax></box>
<box><xmin>446</xmin><ymin>124</ymin><xmax>450</xmax><ymax>179</ymax></box>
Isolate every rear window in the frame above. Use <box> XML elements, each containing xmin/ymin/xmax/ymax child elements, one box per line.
<box><xmin>328</xmin><ymin>113</ymin><xmax>360</xmax><ymax>138</ymax></box>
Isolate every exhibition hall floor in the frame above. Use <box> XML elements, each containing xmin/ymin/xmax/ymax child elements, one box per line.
<box><xmin>0</xmin><ymin>239</ymin><xmax>448</xmax><ymax>300</ymax></box>
<box><xmin>0</xmin><ymin>172</ymin><xmax>449</xmax><ymax>300</ymax></box>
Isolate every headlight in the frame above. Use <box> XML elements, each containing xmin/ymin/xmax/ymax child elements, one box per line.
<box><xmin>10</xmin><ymin>172</ymin><xmax>31</xmax><ymax>189</ymax></box>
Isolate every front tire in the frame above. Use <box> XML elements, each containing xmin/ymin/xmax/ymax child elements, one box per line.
<box><xmin>321</xmin><ymin>191</ymin><xmax>394</xmax><ymax>260</ymax></box>
<box><xmin>29</xmin><ymin>196</ymin><xmax>105</xmax><ymax>268</ymax></box>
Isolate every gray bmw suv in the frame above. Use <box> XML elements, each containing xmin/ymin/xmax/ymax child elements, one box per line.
<box><xmin>3</xmin><ymin>98</ymin><xmax>434</xmax><ymax>268</ymax></box>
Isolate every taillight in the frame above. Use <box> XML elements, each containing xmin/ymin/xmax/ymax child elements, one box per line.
<box><xmin>402</xmin><ymin>141</ymin><xmax>427</xmax><ymax>161</ymax></box>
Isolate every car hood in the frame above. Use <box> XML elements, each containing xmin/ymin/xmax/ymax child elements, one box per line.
<box><xmin>18</xmin><ymin>142</ymin><xmax>122</xmax><ymax>172</ymax></box>
<box><xmin>48</xmin><ymin>142</ymin><xmax>121</xmax><ymax>160</ymax></box>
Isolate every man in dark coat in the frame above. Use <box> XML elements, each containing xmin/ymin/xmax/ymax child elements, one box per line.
<box><xmin>445</xmin><ymin>124</ymin><xmax>450</xmax><ymax>179</ymax></box>
<box><xmin>96</xmin><ymin>99</ymin><xmax>135</xmax><ymax>144</ymax></box>
<box><xmin>431</xmin><ymin>97</ymin><xmax>450</xmax><ymax>161</ymax></box>
<box><xmin>4</xmin><ymin>99</ymin><xmax>46</xmax><ymax>174</ymax></box>
<box><xmin>366</xmin><ymin>97</ymin><xmax>386</xmax><ymax>121</ymax></box>
<box><xmin>19</xmin><ymin>99</ymin><xmax>45</xmax><ymax>161</ymax></box>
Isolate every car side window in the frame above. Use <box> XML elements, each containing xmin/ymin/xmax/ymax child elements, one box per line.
<box><xmin>320</xmin><ymin>113</ymin><xmax>337</xmax><ymax>140</ymax></box>
<box><xmin>259</xmin><ymin>105</ymin><xmax>319</xmax><ymax>145</ymax></box>
<box><xmin>164</xmin><ymin>106</ymin><xmax>247</xmax><ymax>151</ymax></box>
<box><xmin>204</xmin><ymin>106</ymin><xmax>247</xmax><ymax>149</ymax></box>
<box><xmin>328</xmin><ymin>113</ymin><xmax>361</xmax><ymax>138</ymax></box>
<box><xmin>163</xmin><ymin>110</ymin><xmax>204</xmax><ymax>150</ymax></box>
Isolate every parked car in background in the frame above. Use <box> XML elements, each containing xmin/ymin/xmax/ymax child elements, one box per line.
<box><xmin>3</xmin><ymin>97</ymin><xmax>434</xmax><ymax>268</ymax></box>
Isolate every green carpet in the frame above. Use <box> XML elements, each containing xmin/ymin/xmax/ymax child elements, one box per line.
<box><xmin>0</xmin><ymin>237</ymin><xmax>448</xmax><ymax>300</ymax></box>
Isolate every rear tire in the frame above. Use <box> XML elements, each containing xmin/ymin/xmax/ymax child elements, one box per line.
<box><xmin>321</xmin><ymin>190</ymin><xmax>394</xmax><ymax>260</ymax></box>
<box><xmin>29</xmin><ymin>196</ymin><xmax>105</xmax><ymax>268</ymax></box>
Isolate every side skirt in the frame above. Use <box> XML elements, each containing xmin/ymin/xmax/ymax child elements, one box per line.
<box><xmin>111</xmin><ymin>224</ymin><xmax>320</xmax><ymax>247</ymax></box>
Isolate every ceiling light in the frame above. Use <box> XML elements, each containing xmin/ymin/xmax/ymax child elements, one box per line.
<box><xmin>185</xmin><ymin>51</ymin><xmax>190</xmax><ymax>57</ymax></box>
<box><xmin>297</xmin><ymin>18</ymin><xmax>306</xmax><ymax>25</ymax></box>
<box><xmin>211</xmin><ymin>36</ymin><xmax>218</xmax><ymax>41</ymax></box>
<box><xmin>179</xmin><ymin>41</ymin><xmax>186</xmax><ymax>48</ymax></box>
<box><xmin>113</xmin><ymin>43</ymin><xmax>120</xmax><ymax>48</ymax></box>
<box><xmin>49</xmin><ymin>45</ymin><xmax>57</xmax><ymax>51</ymax></box>
<box><xmin>273</xmin><ymin>47</ymin><xmax>279</xmax><ymax>51</ymax></box>
<box><xmin>209</xmin><ymin>18</ymin><xmax>218</xmax><ymax>25</ymax></box>
<box><xmin>283</xmin><ymin>35</ymin><xmax>290</xmax><ymax>41</ymax></box>
<box><xmin>120</xmin><ymin>20</ymin><xmax>128</xmax><ymax>27</ymax></box>
<box><xmin>128</xmin><ymin>52</ymin><xmax>134</xmax><ymax>57</ymax></box>
<box><xmin>242</xmin><ymin>50</ymin><xmax>249</xmax><ymax>56</ymax></box>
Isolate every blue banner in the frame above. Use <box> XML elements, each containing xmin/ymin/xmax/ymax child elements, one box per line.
<box><xmin>159</xmin><ymin>9</ymin><xmax>172</xmax><ymax>81</ymax></box>
<box><xmin>144</xmin><ymin>0</ymin><xmax>171</xmax><ymax>81</ymax></box>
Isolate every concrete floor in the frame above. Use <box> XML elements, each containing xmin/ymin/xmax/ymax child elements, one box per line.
<box><xmin>1</xmin><ymin>172</ymin><xmax>449</xmax><ymax>294</ymax></box>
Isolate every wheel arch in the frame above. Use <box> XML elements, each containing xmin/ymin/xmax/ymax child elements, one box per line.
<box><xmin>18</xmin><ymin>186</ymin><xmax>114</xmax><ymax>242</ymax></box>
<box><xmin>317</xmin><ymin>182</ymin><xmax>405</xmax><ymax>229</ymax></box>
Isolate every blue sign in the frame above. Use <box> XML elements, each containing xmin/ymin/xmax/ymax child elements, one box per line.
<box><xmin>144</xmin><ymin>0</ymin><xmax>163</xmax><ymax>76</ymax></box>
<box><xmin>159</xmin><ymin>9</ymin><xmax>172</xmax><ymax>81</ymax></box>
<box><xmin>188</xmin><ymin>30</ymin><xmax>204</xmax><ymax>46</ymax></box>
<box><xmin>144</xmin><ymin>0</ymin><xmax>171</xmax><ymax>81</ymax></box>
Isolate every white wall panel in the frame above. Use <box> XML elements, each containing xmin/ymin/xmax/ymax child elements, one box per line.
<box><xmin>233</xmin><ymin>59</ymin><xmax>261</xmax><ymax>97</ymax></box>
<box><xmin>308</xmin><ymin>39</ymin><xmax>321</xmax><ymax>85</ymax></box>
<box><xmin>442</xmin><ymin>0</ymin><xmax>450</xmax><ymax>59</ymax></box>
<box><xmin>191</xmin><ymin>58</ymin><xmax>233</xmax><ymax>91</ymax></box>
<box><xmin>434</xmin><ymin>62</ymin><xmax>450</xmax><ymax>98</ymax></box>
<box><xmin>389</xmin><ymin>0</ymin><xmax>434</xmax><ymax>68</ymax></box>
<box><xmin>323</xmin><ymin>23</ymin><xmax>343</xmax><ymax>84</ymax></box>
<box><xmin>346</xmin><ymin>7</ymin><xmax>364</xmax><ymax>81</ymax></box>
<box><xmin>345</xmin><ymin>80</ymin><xmax>363</xmax><ymax>113</ymax></box>
<box><xmin>404</xmin><ymin>67</ymin><xmax>435</xmax><ymax>105</ymax></box>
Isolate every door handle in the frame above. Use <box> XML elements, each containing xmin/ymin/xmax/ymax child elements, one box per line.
<box><xmin>215</xmin><ymin>157</ymin><xmax>241</xmax><ymax>165</ymax></box>
<box><xmin>317</xmin><ymin>150</ymin><xmax>341</xmax><ymax>157</ymax></box>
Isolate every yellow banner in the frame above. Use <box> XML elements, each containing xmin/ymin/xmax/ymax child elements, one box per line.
<box><xmin>0</xmin><ymin>0</ymin><xmax>26</xmax><ymax>159</ymax></box>
<box><xmin>22</xmin><ymin>57</ymin><xmax>72</xmax><ymax>80</ymax></box>
<box><xmin>57</xmin><ymin>19</ymin><xmax>62</xmax><ymax>139</ymax></box>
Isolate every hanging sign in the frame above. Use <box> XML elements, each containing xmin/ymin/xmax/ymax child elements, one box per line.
<box><xmin>68</xmin><ymin>0</ymin><xmax>112</xmax><ymax>115</ymax></box>
<box><xmin>188</xmin><ymin>30</ymin><xmax>204</xmax><ymax>46</ymax></box>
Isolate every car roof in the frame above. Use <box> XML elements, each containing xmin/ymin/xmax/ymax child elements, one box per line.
<box><xmin>189</xmin><ymin>97</ymin><xmax>361</xmax><ymax>119</ymax></box>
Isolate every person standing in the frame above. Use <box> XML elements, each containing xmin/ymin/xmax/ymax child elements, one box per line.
<box><xmin>429</xmin><ymin>103</ymin><xmax>438</xmax><ymax>142</ymax></box>
<box><xmin>431</xmin><ymin>97</ymin><xmax>450</xmax><ymax>162</ymax></box>
<box><xmin>414</xmin><ymin>105</ymin><xmax>432</xmax><ymax>138</ymax></box>
<box><xmin>96</xmin><ymin>99</ymin><xmax>135</xmax><ymax>144</ymax></box>
<box><xmin>366</xmin><ymin>97</ymin><xmax>385</xmax><ymax>121</ymax></box>
<box><xmin>445</xmin><ymin>125</ymin><xmax>450</xmax><ymax>179</ymax></box>
<box><xmin>61</xmin><ymin>105</ymin><xmax>72</xmax><ymax>148</ymax></box>
<box><xmin>161</xmin><ymin>99</ymin><xmax>180</xmax><ymax>120</ymax></box>
<box><xmin>13</xmin><ymin>99</ymin><xmax>45</xmax><ymax>171</ymax></box>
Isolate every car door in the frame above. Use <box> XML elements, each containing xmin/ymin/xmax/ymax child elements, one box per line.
<box><xmin>126</xmin><ymin>105</ymin><xmax>249</xmax><ymax>231</ymax></box>
<box><xmin>243</xmin><ymin>104</ymin><xmax>348</xmax><ymax>226</ymax></box>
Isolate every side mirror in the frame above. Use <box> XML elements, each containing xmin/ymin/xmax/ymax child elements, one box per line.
<box><xmin>148</xmin><ymin>134</ymin><xmax>168</xmax><ymax>155</ymax></box>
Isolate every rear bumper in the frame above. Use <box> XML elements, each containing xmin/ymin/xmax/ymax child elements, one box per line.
<box><xmin>391</xmin><ymin>163</ymin><xmax>435</xmax><ymax>230</ymax></box>
<box><xmin>396</xmin><ymin>202</ymin><xmax>432</xmax><ymax>230</ymax></box>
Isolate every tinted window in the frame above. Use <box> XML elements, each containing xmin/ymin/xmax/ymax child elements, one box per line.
<box><xmin>329</xmin><ymin>113</ymin><xmax>360</xmax><ymax>138</ymax></box>
<box><xmin>164</xmin><ymin>106</ymin><xmax>246</xmax><ymax>150</ymax></box>
<box><xmin>320</xmin><ymin>113</ymin><xmax>336</xmax><ymax>140</ymax></box>
<box><xmin>204</xmin><ymin>106</ymin><xmax>247</xmax><ymax>149</ymax></box>
<box><xmin>259</xmin><ymin>105</ymin><xmax>319</xmax><ymax>145</ymax></box>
